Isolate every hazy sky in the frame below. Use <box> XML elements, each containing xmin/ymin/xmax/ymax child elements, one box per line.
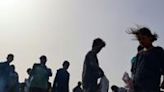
<box><xmin>0</xmin><ymin>0</ymin><xmax>164</xmax><ymax>91</ymax></box>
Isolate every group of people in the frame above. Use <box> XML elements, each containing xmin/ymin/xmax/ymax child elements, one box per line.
<box><xmin>0</xmin><ymin>37</ymin><xmax>109</xmax><ymax>92</ymax></box>
<box><xmin>1</xmin><ymin>26</ymin><xmax>164</xmax><ymax>92</ymax></box>
<box><xmin>0</xmin><ymin>54</ymin><xmax>19</xmax><ymax>92</ymax></box>
<box><xmin>0</xmin><ymin>54</ymin><xmax>71</xmax><ymax>92</ymax></box>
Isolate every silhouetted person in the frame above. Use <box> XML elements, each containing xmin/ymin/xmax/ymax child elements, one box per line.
<box><xmin>19</xmin><ymin>82</ymin><xmax>26</xmax><ymax>92</ymax></box>
<box><xmin>128</xmin><ymin>27</ymin><xmax>164</xmax><ymax>92</ymax></box>
<box><xmin>73</xmin><ymin>81</ymin><xmax>83</xmax><ymax>92</ymax></box>
<box><xmin>111</xmin><ymin>85</ymin><xmax>119</xmax><ymax>92</ymax></box>
<box><xmin>30</xmin><ymin>55</ymin><xmax>52</xmax><ymax>92</ymax></box>
<box><xmin>52</xmin><ymin>61</ymin><xmax>70</xmax><ymax>92</ymax></box>
<box><xmin>111</xmin><ymin>85</ymin><xmax>127</xmax><ymax>92</ymax></box>
<box><xmin>24</xmin><ymin>68</ymin><xmax>32</xmax><ymax>92</ymax></box>
<box><xmin>8</xmin><ymin>65</ymin><xmax>19</xmax><ymax>92</ymax></box>
<box><xmin>0</xmin><ymin>53</ymin><xmax>14</xmax><ymax>92</ymax></box>
<box><xmin>82</xmin><ymin>38</ymin><xmax>106</xmax><ymax>92</ymax></box>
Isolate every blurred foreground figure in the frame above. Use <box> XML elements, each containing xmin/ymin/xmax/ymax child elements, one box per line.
<box><xmin>128</xmin><ymin>27</ymin><xmax>164</xmax><ymax>92</ymax></box>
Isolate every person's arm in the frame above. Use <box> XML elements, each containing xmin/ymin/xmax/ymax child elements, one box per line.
<box><xmin>130</xmin><ymin>57</ymin><xmax>136</xmax><ymax>77</ymax></box>
<box><xmin>31</xmin><ymin>64</ymin><xmax>37</xmax><ymax>76</ymax></box>
<box><xmin>52</xmin><ymin>70</ymin><xmax>59</xmax><ymax>92</ymax></box>
<box><xmin>48</xmin><ymin>68</ymin><xmax>52</xmax><ymax>77</ymax></box>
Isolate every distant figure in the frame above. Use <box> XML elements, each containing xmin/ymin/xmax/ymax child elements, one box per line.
<box><xmin>73</xmin><ymin>81</ymin><xmax>83</xmax><ymax>92</ymax></box>
<box><xmin>128</xmin><ymin>27</ymin><xmax>164</xmax><ymax>92</ymax></box>
<box><xmin>0</xmin><ymin>53</ymin><xmax>14</xmax><ymax>92</ymax></box>
<box><xmin>82</xmin><ymin>38</ymin><xmax>106</xmax><ymax>92</ymax></box>
<box><xmin>97</xmin><ymin>69</ymin><xmax>109</xmax><ymax>92</ymax></box>
<box><xmin>19</xmin><ymin>82</ymin><xmax>26</xmax><ymax>92</ymax></box>
<box><xmin>24</xmin><ymin>68</ymin><xmax>33</xmax><ymax>92</ymax></box>
<box><xmin>52</xmin><ymin>61</ymin><xmax>70</xmax><ymax>92</ymax></box>
<box><xmin>111</xmin><ymin>85</ymin><xmax>127</xmax><ymax>92</ymax></box>
<box><xmin>30</xmin><ymin>55</ymin><xmax>52</xmax><ymax>92</ymax></box>
<box><xmin>8</xmin><ymin>65</ymin><xmax>19</xmax><ymax>92</ymax></box>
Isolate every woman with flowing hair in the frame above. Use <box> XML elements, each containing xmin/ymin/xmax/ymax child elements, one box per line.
<box><xmin>128</xmin><ymin>26</ymin><xmax>164</xmax><ymax>92</ymax></box>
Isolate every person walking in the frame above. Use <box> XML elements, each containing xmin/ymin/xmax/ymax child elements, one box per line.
<box><xmin>82</xmin><ymin>38</ymin><xmax>106</xmax><ymax>92</ymax></box>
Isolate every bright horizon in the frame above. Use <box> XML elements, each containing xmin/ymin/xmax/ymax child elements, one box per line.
<box><xmin>0</xmin><ymin>0</ymin><xmax>164</xmax><ymax>91</ymax></box>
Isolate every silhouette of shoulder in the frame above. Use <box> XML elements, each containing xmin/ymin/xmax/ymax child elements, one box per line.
<box><xmin>0</xmin><ymin>62</ymin><xmax>9</xmax><ymax>70</ymax></box>
<box><xmin>155</xmin><ymin>46</ymin><xmax>164</xmax><ymax>52</ymax></box>
<box><xmin>57</xmin><ymin>68</ymin><xmax>69</xmax><ymax>75</ymax></box>
<box><xmin>85</xmin><ymin>51</ymin><xmax>96</xmax><ymax>61</ymax></box>
<box><xmin>33</xmin><ymin>63</ymin><xmax>40</xmax><ymax>66</ymax></box>
<box><xmin>86</xmin><ymin>51</ymin><xmax>94</xmax><ymax>56</ymax></box>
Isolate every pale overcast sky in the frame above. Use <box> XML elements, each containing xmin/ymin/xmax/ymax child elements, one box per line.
<box><xmin>0</xmin><ymin>0</ymin><xmax>164</xmax><ymax>91</ymax></box>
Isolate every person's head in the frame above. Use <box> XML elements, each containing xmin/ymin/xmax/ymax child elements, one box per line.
<box><xmin>10</xmin><ymin>64</ymin><xmax>15</xmax><ymax>71</ymax></box>
<box><xmin>92</xmin><ymin>38</ymin><xmax>106</xmax><ymax>54</ymax></box>
<box><xmin>111</xmin><ymin>85</ymin><xmax>119</xmax><ymax>92</ymax></box>
<box><xmin>77</xmin><ymin>81</ymin><xmax>82</xmax><ymax>87</ymax></box>
<box><xmin>7</xmin><ymin>53</ymin><xmax>14</xmax><ymax>63</ymax></box>
<box><xmin>40</xmin><ymin>55</ymin><xmax>47</xmax><ymax>65</ymax></box>
<box><xmin>129</xmin><ymin>27</ymin><xmax>158</xmax><ymax>49</ymax></box>
<box><xmin>62</xmin><ymin>60</ymin><xmax>70</xmax><ymax>70</ymax></box>
<box><xmin>27</xmin><ymin>68</ymin><xmax>32</xmax><ymax>75</ymax></box>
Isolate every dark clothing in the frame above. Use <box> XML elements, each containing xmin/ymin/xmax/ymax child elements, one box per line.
<box><xmin>30</xmin><ymin>87</ymin><xmax>48</xmax><ymax>92</ymax></box>
<box><xmin>82</xmin><ymin>51</ymin><xmax>101</xmax><ymax>92</ymax></box>
<box><xmin>52</xmin><ymin>68</ymin><xmax>70</xmax><ymax>92</ymax></box>
<box><xmin>0</xmin><ymin>62</ymin><xmax>11</xmax><ymax>78</ymax></box>
<box><xmin>133</xmin><ymin>47</ymin><xmax>164</xmax><ymax>92</ymax></box>
<box><xmin>131</xmin><ymin>56</ymin><xmax>137</xmax><ymax>78</ymax></box>
<box><xmin>8</xmin><ymin>70</ymin><xmax>19</xmax><ymax>92</ymax></box>
<box><xmin>73</xmin><ymin>86</ymin><xmax>83</xmax><ymax>92</ymax></box>
<box><xmin>0</xmin><ymin>62</ymin><xmax>12</xmax><ymax>92</ymax></box>
<box><xmin>30</xmin><ymin>63</ymin><xmax>52</xmax><ymax>92</ymax></box>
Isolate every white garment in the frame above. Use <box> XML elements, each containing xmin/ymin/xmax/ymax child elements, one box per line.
<box><xmin>99</xmin><ymin>75</ymin><xmax>109</xmax><ymax>92</ymax></box>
